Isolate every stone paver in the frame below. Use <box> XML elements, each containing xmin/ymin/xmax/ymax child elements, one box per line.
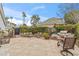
<box><xmin>0</xmin><ymin>37</ymin><xmax>79</xmax><ymax>56</ymax></box>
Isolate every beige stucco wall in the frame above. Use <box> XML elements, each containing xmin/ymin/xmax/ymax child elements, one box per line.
<box><xmin>0</xmin><ymin>14</ymin><xmax>5</xmax><ymax>29</ymax></box>
<box><xmin>0</xmin><ymin>3</ymin><xmax>6</xmax><ymax>30</ymax></box>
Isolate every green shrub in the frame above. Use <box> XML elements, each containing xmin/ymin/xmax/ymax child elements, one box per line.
<box><xmin>55</xmin><ymin>24</ymin><xmax>75</xmax><ymax>33</ymax></box>
<box><xmin>31</xmin><ymin>27</ymin><xmax>48</xmax><ymax>34</ymax></box>
<box><xmin>75</xmin><ymin>23</ymin><xmax>79</xmax><ymax>39</ymax></box>
<box><xmin>19</xmin><ymin>25</ymin><xmax>27</xmax><ymax>33</ymax></box>
<box><xmin>74</xmin><ymin>23</ymin><xmax>79</xmax><ymax>47</ymax></box>
<box><xmin>64</xmin><ymin>24</ymin><xmax>75</xmax><ymax>33</ymax></box>
<box><xmin>42</xmin><ymin>32</ymin><xmax>50</xmax><ymax>39</ymax></box>
<box><xmin>19</xmin><ymin>25</ymin><xmax>49</xmax><ymax>35</ymax></box>
<box><xmin>55</xmin><ymin>25</ymin><xmax>65</xmax><ymax>32</ymax></box>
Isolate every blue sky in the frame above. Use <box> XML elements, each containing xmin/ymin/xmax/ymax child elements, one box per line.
<box><xmin>3</xmin><ymin>3</ymin><xmax>61</xmax><ymax>25</ymax></box>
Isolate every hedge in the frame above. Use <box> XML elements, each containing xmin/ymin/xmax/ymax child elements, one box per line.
<box><xmin>19</xmin><ymin>25</ymin><xmax>49</xmax><ymax>34</ymax></box>
<box><xmin>55</xmin><ymin>24</ymin><xmax>75</xmax><ymax>33</ymax></box>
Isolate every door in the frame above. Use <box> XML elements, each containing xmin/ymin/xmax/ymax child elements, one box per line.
<box><xmin>15</xmin><ymin>28</ymin><xmax>20</xmax><ymax>35</ymax></box>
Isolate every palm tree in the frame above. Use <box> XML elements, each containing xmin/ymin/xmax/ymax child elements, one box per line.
<box><xmin>10</xmin><ymin>16</ymin><xmax>13</xmax><ymax>23</ymax></box>
<box><xmin>5</xmin><ymin>17</ymin><xmax>9</xmax><ymax>20</ymax></box>
<box><xmin>31</xmin><ymin>15</ymin><xmax>40</xmax><ymax>27</ymax></box>
<box><xmin>9</xmin><ymin>16</ymin><xmax>13</xmax><ymax>28</ymax></box>
<box><xmin>22</xmin><ymin>12</ymin><xmax>26</xmax><ymax>25</ymax></box>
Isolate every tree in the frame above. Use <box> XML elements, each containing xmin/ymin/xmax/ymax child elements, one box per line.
<box><xmin>5</xmin><ymin>17</ymin><xmax>9</xmax><ymax>20</ymax></box>
<box><xmin>10</xmin><ymin>16</ymin><xmax>13</xmax><ymax>23</ymax></box>
<box><xmin>22</xmin><ymin>12</ymin><xmax>26</xmax><ymax>25</ymax></box>
<box><xmin>31</xmin><ymin>15</ymin><xmax>40</xmax><ymax>27</ymax></box>
<box><xmin>64</xmin><ymin>10</ymin><xmax>79</xmax><ymax>24</ymax></box>
<box><xmin>58</xmin><ymin>3</ymin><xmax>79</xmax><ymax>24</ymax></box>
<box><xmin>58</xmin><ymin>3</ymin><xmax>79</xmax><ymax>17</ymax></box>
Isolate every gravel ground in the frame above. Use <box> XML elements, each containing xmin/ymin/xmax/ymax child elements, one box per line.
<box><xmin>0</xmin><ymin>36</ymin><xmax>79</xmax><ymax>56</ymax></box>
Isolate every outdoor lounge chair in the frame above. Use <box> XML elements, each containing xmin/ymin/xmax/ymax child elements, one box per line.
<box><xmin>0</xmin><ymin>30</ymin><xmax>11</xmax><ymax>46</ymax></box>
<box><xmin>57</xmin><ymin>36</ymin><xmax>76</xmax><ymax>56</ymax></box>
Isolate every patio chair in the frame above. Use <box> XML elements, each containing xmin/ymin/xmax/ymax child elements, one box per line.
<box><xmin>60</xmin><ymin>36</ymin><xmax>76</xmax><ymax>56</ymax></box>
<box><xmin>1</xmin><ymin>36</ymin><xmax>10</xmax><ymax>44</ymax></box>
<box><xmin>0</xmin><ymin>30</ymin><xmax>11</xmax><ymax>45</ymax></box>
<box><xmin>0</xmin><ymin>30</ymin><xmax>4</xmax><ymax>47</ymax></box>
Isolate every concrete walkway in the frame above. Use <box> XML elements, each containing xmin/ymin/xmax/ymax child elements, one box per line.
<box><xmin>0</xmin><ymin>37</ymin><xmax>79</xmax><ymax>56</ymax></box>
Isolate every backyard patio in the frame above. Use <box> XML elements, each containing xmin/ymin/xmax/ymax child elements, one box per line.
<box><xmin>0</xmin><ymin>3</ymin><xmax>79</xmax><ymax>56</ymax></box>
<box><xmin>0</xmin><ymin>36</ymin><xmax>79</xmax><ymax>56</ymax></box>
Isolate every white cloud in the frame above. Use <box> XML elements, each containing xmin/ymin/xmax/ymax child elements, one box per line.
<box><xmin>3</xmin><ymin>7</ymin><xmax>22</xmax><ymax>19</ymax></box>
<box><xmin>3</xmin><ymin>7</ymin><xmax>32</xmax><ymax>19</ymax></box>
<box><xmin>8</xmin><ymin>18</ymin><xmax>22</xmax><ymax>25</ymax></box>
<box><xmin>3</xmin><ymin>7</ymin><xmax>48</xmax><ymax>26</ymax></box>
<box><xmin>33</xmin><ymin>6</ymin><xmax>45</xmax><ymax>10</ymax></box>
<box><xmin>31</xmin><ymin>6</ymin><xmax>45</xmax><ymax>12</ymax></box>
<box><xmin>3</xmin><ymin>7</ymin><xmax>32</xmax><ymax>26</ymax></box>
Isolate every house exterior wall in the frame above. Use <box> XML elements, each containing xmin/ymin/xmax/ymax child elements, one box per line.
<box><xmin>0</xmin><ymin>3</ymin><xmax>6</xmax><ymax>30</ymax></box>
